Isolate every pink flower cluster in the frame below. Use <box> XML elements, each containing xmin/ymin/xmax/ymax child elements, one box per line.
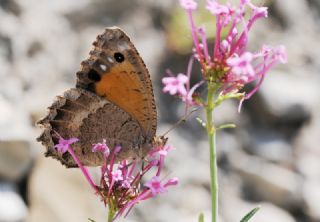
<box><xmin>54</xmin><ymin>136</ymin><xmax>178</xmax><ymax>220</ymax></box>
<box><xmin>163</xmin><ymin>0</ymin><xmax>287</xmax><ymax>108</ymax></box>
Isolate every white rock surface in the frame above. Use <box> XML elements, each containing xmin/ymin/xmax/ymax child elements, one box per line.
<box><xmin>303</xmin><ymin>180</ymin><xmax>320</xmax><ymax>220</ymax></box>
<box><xmin>0</xmin><ymin>183</ymin><xmax>28</xmax><ymax>222</ymax></box>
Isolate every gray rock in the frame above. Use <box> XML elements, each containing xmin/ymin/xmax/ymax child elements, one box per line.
<box><xmin>295</xmin><ymin>107</ymin><xmax>320</xmax><ymax>187</ymax></box>
<box><xmin>245</xmin><ymin>71</ymin><xmax>316</xmax><ymax>131</ymax></box>
<box><xmin>252</xmin><ymin>203</ymin><xmax>296</xmax><ymax>222</ymax></box>
<box><xmin>294</xmin><ymin>107</ymin><xmax>320</xmax><ymax>154</ymax></box>
<box><xmin>297</xmin><ymin>153</ymin><xmax>320</xmax><ymax>181</ymax></box>
<box><xmin>28</xmin><ymin>156</ymin><xmax>107</xmax><ymax>222</ymax></box>
<box><xmin>309</xmin><ymin>0</ymin><xmax>320</xmax><ymax>12</ymax></box>
<box><xmin>229</xmin><ymin>151</ymin><xmax>303</xmax><ymax>209</ymax></box>
<box><xmin>167</xmin><ymin>184</ymin><xmax>210</xmax><ymax>213</ymax></box>
<box><xmin>259</xmin><ymin>71</ymin><xmax>319</xmax><ymax>117</ymax></box>
<box><xmin>0</xmin><ymin>140</ymin><xmax>32</xmax><ymax>181</ymax></box>
<box><xmin>220</xmin><ymin>172</ymin><xmax>296</xmax><ymax>222</ymax></box>
<box><xmin>0</xmin><ymin>95</ymin><xmax>33</xmax><ymax>140</ymax></box>
<box><xmin>222</xmin><ymin>201</ymin><xmax>296</xmax><ymax>222</ymax></box>
<box><xmin>158</xmin><ymin>124</ymin><xmax>211</xmax><ymax>185</ymax></box>
<box><xmin>274</xmin><ymin>0</ymin><xmax>314</xmax><ymax>29</ymax></box>
<box><xmin>0</xmin><ymin>183</ymin><xmax>28</xmax><ymax>222</ymax></box>
<box><xmin>139</xmin><ymin>202</ymin><xmax>202</xmax><ymax>222</ymax></box>
<box><xmin>245</xmin><ymin>129</ymin><xmax>293</xmax><ymax>163</ymax></box>
<box><xmin>214</xmin><ymin>99</ymin><xmax>244</xmax><ymax>127</ymax></box>
<box><xmin>303</xmin><ymin>180</ymin><xmax>320</xmax><ymax>220</ymax></box>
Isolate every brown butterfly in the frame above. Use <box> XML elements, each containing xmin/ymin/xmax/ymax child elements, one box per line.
<box><xmin>37</xmin><ymin>27</ymin><xmax>165</xmax><ymax>167</ymax></box>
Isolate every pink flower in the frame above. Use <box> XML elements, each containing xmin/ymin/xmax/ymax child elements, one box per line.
<box><xmin>272</xmin><ymin>45</ymin><xmax>287</xmax><ymax>64</ymax></box>
<box><xmin>260</xmin><ymin>45</ymin><xmax>287</xmax><ymax>64</ymax></box>
<box><xmin>162</xmin><ymin>56</ymin><xmax>205</xmax><ymax>107</ymax></box>
<box><xmin>54</xmin><ymin>137</ymin><xmax>79</xmax><ymax>154</ymax></box>
<box><xmin>179</xmin><ymin>0</ymin><xmax>197</xmax><ymax>11</ymax></box>
<box><xmin>51</xmin><ymin>135</ymin><xmax>178</xmax><ymax>221</ymax></box>
<box><xmin>206</xmin><ymin>0</ymin><xmax>230</xmax><ymax>15</ymax></box>
<box><xmin>221</xmin><ymin>39</ymin><xmax>229</xmax><ymax>52</ymax></box>
<box><xmin>92</xmin><ymin>139</ymin><xmax>110</xmax><ymax>156</ymax></box>
<box><xmin>53</xmin><ymin>135</ymin><xmax>98</xmax><ymax>194</ymax></box>
<box><xmin>162</xmin><ymin>74</ymin><xmax>189</xmax><ymax>96</ymax></box>
<box><xmin>149</xmin><ymin>144</ymin><xmax>174</xmax><ymax>176</ymax></box>
<box><xmin>207</xmin><ymin>0</ymin><xmax>234</xmax><ymax>27</ymax></box>
<box><xmin>227</xmin><ymin>52</ymin><xmax>255</xmax><ymax>81</ymax></box>
<box><xmin>245</xmin><ymin>0</ymin><xmax>268</xmax><ymax>18</ymax></box>
<box><xmin>164</xmin><ymin>177</ymin><xmax>179</xmax><ymax>188</ymax></box>
<box><xmin>121</xmin><ymin>180</ymin><xmax>131</xmax><ymax>189</ymax></box>
<box><xmin>158</xmin><ymin>145</ymin><xmax>173</xmax><ymax>156</ymax></box>
<box><xmin>254</xmin><ymin>6</ymin><xmax>268</xmax><ymax>18</ymax></box>
<box><xmin>116</xmin><ymin>176</ymin><xmax>178</xmax><ymax>219</ymax></box>
<box><xmin>173</xmin><ymin>0</ymin><xmax>286</xmax><ymax>109</ymax></box>
<box><xmin>181</xmin><ymin>80</ymin><xmax>204</xmax><ymax>106</ymax></box>
<box><xmin>144</xmin><ymin>176</ymin><xmax>167</xmax><ymax>196</ymax></box>
<box><xmin>111</xmin><ymin>169</ymin><xmax>123</xmax><ymax>182</ymax></box>
<box><xmin>150</xmin><ymin>144</ymin><xmax>174</xmax><ymax>157</ymax></box>
<box><xmin>95</xmin><ymin>142</ymin><xmax>177</xmax><ymax>219</ymax></box>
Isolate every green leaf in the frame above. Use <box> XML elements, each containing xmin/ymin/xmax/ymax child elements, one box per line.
<box><xmin>88</xmin><ymin>218</ymin><xmax>96</xmax><ymax>222</ymax></box>
<box><xmin>196</xmin><ymin>117</ymin><xmax>206</xmax><ymax>128</ymax></box>
<box><xmin>217</xmin><ymin>123</ymin><xmax>236</xmax><ymax>130</ymax></box>
<box><xmin>215</xmin><ymin>92</ymin><xmax>245</xmax><ymax>107</ymax></box>
<box><xmin>198</xmin><ymin>212</ymin><xmax>205</xmax><ymax>222</ymax></box>
<box><xmin>240</xmin><ymin>206</ymin><xmax>260</xmax><ymax>222</ymax></box>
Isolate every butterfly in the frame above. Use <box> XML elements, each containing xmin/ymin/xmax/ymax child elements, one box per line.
<box><xmin>37</xmin><ymin>27</ymin><xmax>164</xmax><ymax>167</ymax></box>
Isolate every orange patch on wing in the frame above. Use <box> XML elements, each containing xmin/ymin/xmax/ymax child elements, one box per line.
<box><xmin>95</xmin><ymin>61</ymin><xmax>150</xmax><ymax>134</ymax></box>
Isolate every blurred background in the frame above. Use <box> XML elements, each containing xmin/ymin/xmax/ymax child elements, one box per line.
<box><xmin>0</xmin><ymin>0</ymin><xmax>319</xmax><ymax>221</ymax></box>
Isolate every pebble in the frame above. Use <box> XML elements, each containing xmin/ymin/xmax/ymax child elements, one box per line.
<box><xmin>0</xmin><ymin>140</ymin><xmax>32</xmax><ymax>181</ymax></box>
<box><xmin>302</xmin><ymin>180</ymin><xmax>320</xmax><ymax>220</ymax></box>
<box><xmin>229</xmin><ymin>151</ymin><xmax>303</xmax><ymax>209</ymax></box>
<box><xmin>245</xmin><ymin>129</ymin><xmax>293</xmax><ymax>163</ymax></box>
<box><xmin>223</xmin><ymin>201</ymin><xmax>296</xmax><ymax>222</ymax></box>
<box><xmin>27</xmin><ymin>156</ymin><xmax>106</xmax><ymax>222</ymax></box>
<box><xmin>0</xmin><ymin>183</ymin><xmax>28</xmax><ymax>222</ymax></box>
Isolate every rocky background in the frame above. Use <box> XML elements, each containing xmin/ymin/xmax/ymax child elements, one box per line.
<box><xmin>0</xmin><ymin>0</ymin><xmax>319</xmax><ymax>221</ymax></box>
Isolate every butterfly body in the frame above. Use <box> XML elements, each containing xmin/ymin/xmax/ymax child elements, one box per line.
<box><xmin>37</xmin><ymin>27</ymin><xmax>160</xmax><ymax>167</ymax></box>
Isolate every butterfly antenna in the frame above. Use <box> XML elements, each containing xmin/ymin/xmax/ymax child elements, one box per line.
<box><xmin>161</xmin><ymin>108</ymin><xmax>198</xmax><ymax>137</ymax></box>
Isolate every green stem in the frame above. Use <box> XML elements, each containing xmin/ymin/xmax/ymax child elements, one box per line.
<box><xmin>206</xmin><ymin>83</ymin><xmax>218</xmax><ymax>222</ymax></box>
<box><xmin>107</xmin><ymin>201</ymin><xmax>116</xmax><ymax>222</ymax></box>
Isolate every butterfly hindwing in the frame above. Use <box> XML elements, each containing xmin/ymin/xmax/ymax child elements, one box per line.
<box><xmin>37</xmin><ymin>88</ymin><xmax>150</xmax><ymax>167</ymax></box>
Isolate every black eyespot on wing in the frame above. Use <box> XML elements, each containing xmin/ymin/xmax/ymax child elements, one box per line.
<box><xmin>87</xmin><ymin>69</ymin><xmax>101</xmax><ymax>82</ymax></box>
<box><xmin>114</xmin><ymin>52</ymin><xmax>125</xmax><ymax>63</ymax></box>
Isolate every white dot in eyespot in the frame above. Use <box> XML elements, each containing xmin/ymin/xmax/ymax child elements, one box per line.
<box><xmin>100</xmin><ymin>64</ymin><xmax>107</xmax><ymax>71</ymax></box>
<box><xmin>107</xmin><ymin>57</ymin><xmax>114</xmax><ymax>63</ymax></box>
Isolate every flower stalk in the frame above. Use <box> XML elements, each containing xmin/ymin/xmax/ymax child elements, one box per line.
<box><xmin>206</xmin><ymin>82</ymin><xmax>218</xmax><ymax>222</ymax></box>
<box><xmin>163</xmin><ymin>0</ymin><xmax>287</xmax><ymax>221</ymax></box>
<box><xmin>107</xmin><ymin>202</ymin><xmax>116</xmax><ymax>222</ymax></box>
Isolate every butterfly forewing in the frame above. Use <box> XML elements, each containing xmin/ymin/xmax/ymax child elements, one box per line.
<box><xmin>76</xmin><ymin>27</ymin><xmax>157</xmax><ymax>139</ymax></box>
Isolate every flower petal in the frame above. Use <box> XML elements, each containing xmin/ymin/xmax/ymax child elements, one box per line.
<box><xmin>179</xmin><ymin>0</ymin><xmax>197</xmax><ymax>10</ymax></box>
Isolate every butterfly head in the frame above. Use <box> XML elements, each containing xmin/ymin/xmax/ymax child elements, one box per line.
<box><xmin>152</xmin><ymin>136</ymin><xmax>168</xmax><ymax>149</ymax></box>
